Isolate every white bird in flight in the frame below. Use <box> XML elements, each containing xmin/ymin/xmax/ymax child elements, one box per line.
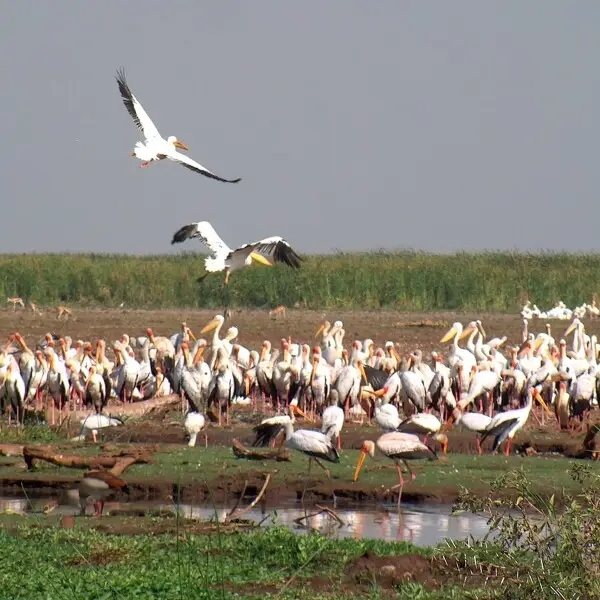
<box><xmin>115</xmin><ymin>68</ymin><xmax>241</xmax><ymax>184</ymax></box>
<box><xmin>171</xmin><ymin>220</ymin><xmax>302</xmax><ymax>285</ymax></box>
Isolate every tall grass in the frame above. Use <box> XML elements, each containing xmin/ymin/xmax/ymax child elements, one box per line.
<box><xmin>0</xmin><ymin>251</ymin><xmax>598</xmax><ymax>311</ymax></box>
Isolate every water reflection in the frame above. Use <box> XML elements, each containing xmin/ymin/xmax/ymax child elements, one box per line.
<box><xmin>0</xmin><ymin>495</ymin><xmax>491</xmax><ymax>547</ymax></box>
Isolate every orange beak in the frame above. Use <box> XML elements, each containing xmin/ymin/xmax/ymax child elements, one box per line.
<box><xmin>353</xmin><ymin>450</ymin><xmax>368</xmax><ymax>482</ymax></box>
<box><xmin>174</xmin><ymin>140</ymin><xmax>189</xmax><ymax>151</ymax></box>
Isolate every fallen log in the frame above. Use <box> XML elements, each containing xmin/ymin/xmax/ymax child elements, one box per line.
<box><xmin>232</xmin><ymin>438</ymin><xmax>291</xmax><ymax>462</ymax></box>
<box><xmin>0</xmin><ymin>444</ymin><xmax>25</xmax><ymax>457</ymax></box>
<box><xmin>23</xmin><ymin>446</ymin><xmax>154</xmax><ymax>471</ymax></box>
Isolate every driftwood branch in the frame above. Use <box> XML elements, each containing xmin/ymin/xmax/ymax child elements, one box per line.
<box><xmin>293</xmin><ymin>504</ymin><xmax>344</xmax><ymax>529</ymax></box>
<box><xmin>232</xmin><ymin>438</ymin><xmax>291</xmax><ymax>461</ymax></box>
<box><xmin>0</xmin><ymin>444</ymin><xmax>25</xmax><ymax>457</ymax></box>
<box><xmin>224</xmin><ymin>473</ymin><xmax>272</xmax><ymax>523</ymax></box>
<box><xmin>22</xmin><ymin>446</ymin><xmax>154</xmax><ymax>471</ymax></box>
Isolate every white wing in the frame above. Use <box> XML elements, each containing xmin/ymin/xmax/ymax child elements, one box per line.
<box><xmin>171</xmin><ymin>221</ymin><xmax>232</xmax><ymax>256</ymax></box>
<box><xmin>167</xmin><ymin>149</ymin><xmax>242</xmax><ymax>184</ymax></box>
<box><xmin>232</xmin><ymin>236</ymin><xmax>303</xmax><ymax>269</ymax></box>
<box><xmin>115</xmin><ymin>69</ymin><xmax>161</xmax><ymax>141</ymax></box>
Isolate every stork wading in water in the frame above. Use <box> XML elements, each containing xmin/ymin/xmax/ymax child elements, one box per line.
<box><xmin>115</xmin><ymin>69</ymin><xmax>241</xmax><ymax>183</ymax></box>
<box><xmin>353</xmin><ymin>432</ymin><xmax>438</xmax><ymax>506</ymax></box>
<box><xmin>276</xmin><ymin>406</ymin><xmax>340</xmax><ymax>503</ymax></box>
<box><xmin>171</xmin><ymin>220</ymin><xmax>302</xmax><ymax>286</ymax></box>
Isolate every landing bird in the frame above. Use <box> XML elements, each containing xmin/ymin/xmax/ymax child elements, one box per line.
<box><xmin>78</xmin><ymin>470</ymin><xmax>130</xmax><ymax>517</ymax></box>
<box><xmin>171</xmin><ymin>220</ymin><xmax>302</xmax><ymax>286</ymax></box>
<box><xmin>353</xmin><ymin>432</ymin><xmax>437</xmax><ymax>506</ymax></box>
<box><xmin>115</xmin><ymin>69</ymin><xmax>241</xmax><ymax>183</ymax></box>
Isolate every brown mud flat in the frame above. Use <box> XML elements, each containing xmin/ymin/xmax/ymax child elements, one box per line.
<box><xmin>5</xmin><ymin>307</ymin><xmax>600</xmax><ymax>358</ymax></box>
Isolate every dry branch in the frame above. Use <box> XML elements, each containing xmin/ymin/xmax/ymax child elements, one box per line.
<box><xmin>232</xmin><ymin>438</ymin><xmax>291</xmax><ymax>461</ymax></box>
<box><xmin>224</xmin><ymin>473</ymin><xmax>272</xmax><ymax>523</ymax></box>
<box><xmin>22</xmin><ymin>446</ymin><xmax>154</xmax><ymax>471</ymax></box>
<box><xmin>0</xmin><ymin>444</ymin><xmax>25</xmax><ymax>457</ymax></box>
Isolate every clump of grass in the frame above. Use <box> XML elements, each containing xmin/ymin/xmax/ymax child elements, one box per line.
<box><xmin>1</xmin><ymin>251</ymin><xmax>599</xmax><ymax>310</ymax></box>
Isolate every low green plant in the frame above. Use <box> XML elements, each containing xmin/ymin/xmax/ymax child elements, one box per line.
<box><xmin>446</xmin><ymin>464</ymin><xmax>600</xmax><ymax>599</ymax></box>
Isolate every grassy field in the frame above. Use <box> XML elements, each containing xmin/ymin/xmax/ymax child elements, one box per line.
<box><xmin>1</xmin><ymin>251</ymin><xmax>599</xmax><ymax>310</ymax></box>
<box><xmin>0</xmin><ymin>520</ymin><xmax>480</xmax><ymax>599</ymax></box>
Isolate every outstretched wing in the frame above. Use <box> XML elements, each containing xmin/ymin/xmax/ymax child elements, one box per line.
<box><xmin>171</xmin><ymin>221</ymin><xmax>232</xmax><ymax>256</ymax></box>
<box><xmin>168</xmin><ymin>149</ymin><xmax>242</xmax><ymax>184</ymax></box>
<box><xmin>115</xmin><ymin>68</ymin><xmax>161</xmax><ymax>141</ymax></box>
<box><xmin>233</xmin><ymin>236</ymin><xmax>303</xmax><ymax>268</ymax></box>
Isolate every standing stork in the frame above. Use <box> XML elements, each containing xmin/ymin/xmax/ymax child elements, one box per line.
<box><xmin>353</xmin><ymin>432</ymin><xmax>438</xmax><ymax>506</ymax></box>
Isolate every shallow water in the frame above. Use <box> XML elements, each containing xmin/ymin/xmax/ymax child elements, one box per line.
<box><xmin>0</xmin><ymin>493</ymin><xmax>493</xmax><ymax>546</ymax></box>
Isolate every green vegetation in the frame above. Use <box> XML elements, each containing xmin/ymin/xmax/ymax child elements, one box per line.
<box><xmin>2</xmin><ymin>464</ymin><xmax>600</xmax><ymax>598</ymax></box>
<box><xmin>0</xmin><ymin>518</ymin><xmax>464</xmax><ymax>600</ymax></box>
<box><xmin>3</xmin><ymin>442</ymin><xmax>598</xmax><ymax>503</ymax></box>
<box><xmin>1</xmin><ymin>251</ymin><xmax>599</xmax><ymax>310</ymax></box>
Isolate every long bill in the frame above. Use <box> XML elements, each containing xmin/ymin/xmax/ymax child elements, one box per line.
<box><xmin>440</xmin><ymin>326</ymin><xmax>457</xmax><ymax>344</ymax></box>
<box><xmin>353</xmin><ymin>451</ymin><xmax>368</xmax><ymax>482</ymax></box>
<box><xmin>250</xmin><ymin>252</ymin><xmax>272</xmax><ymax>266</ymax></box>
<box><xmin>531</xmin><ymin>388</ymin><xmax>552</xmax><ymax>416</ymax></box>
<box><xmin>200</xmin><ymin>318</ymin><xmax>221</xmax><ymax>334</ymax></box>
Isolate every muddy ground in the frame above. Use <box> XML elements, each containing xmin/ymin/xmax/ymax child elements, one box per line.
<box><xmin>4</xmin><ymin>305</ymin><xmax>600</xmax><ymax>356</ymax></box>
<box><xmin>0</xmin><ymin>308</ymin><xmax>598</xmax><ymax>507</ymax></box>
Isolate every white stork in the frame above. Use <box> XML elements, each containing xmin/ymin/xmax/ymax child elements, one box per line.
<box><xmin>115</xmin><ymin>69</ymin><xmax>241</xmax><ymax>183</ymax></box>
<box><xmin>170</xmin><ymin>221</ymin><xmax>302</xmax><ymax>285</ymax></box>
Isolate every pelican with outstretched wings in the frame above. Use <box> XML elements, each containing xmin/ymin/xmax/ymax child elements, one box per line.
<box><xmin>115</xmin><ymin>69</ymin><xmax>241</xmax><ymax>184</ymax></box>
<box><xmin>171</xmin><ymin>221</ymin><xmax>302</xmax><ymax>285</ymax></box>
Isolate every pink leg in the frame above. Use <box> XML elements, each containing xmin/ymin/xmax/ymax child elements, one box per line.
<box><xmin>140</xmin><ymin>161</ymin><xmax>152</xmax><ymax>168</ymax></box>
<box><xmin>337</xmin><ymin>434</ymin><xmax>342</xmax><ymax>450</ymax></box>
<box><xmin>476</xmin><ymin>436</ymin><xmax>482</xmax><ymax>455</ymax></box>
<box><xmin>504</xmin><ymin>438</ymin><xmax>512</xmax><ymax>456</ymax></box>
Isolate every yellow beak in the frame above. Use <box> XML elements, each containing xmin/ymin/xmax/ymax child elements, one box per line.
<box><xmin>358</xmin><ymin>362</ymin><xmax>368</xmax><ymax>384</ymax></box>
<box><xmin>532</xmin><ymin>388</ymin><xmax>552</xmax><ymax>416</ymax></box>
<box><xmin>458</xmin><ymin>326</ymin><xmax>475</xmax><ymax>340</ymax></box>
<box><xmin>250</xmin><ymin>252</ymin><xmax>272</xmax><ymax>267</ymax></box>
<box><xmin>533</xmin><ymin>337</ymin><xmax>545</xmax><ymax>351</ymax></box>
<box><xmin>187</xmin><ymin>328</ymin><xmax>197</xmax><ymax>342</ymax></box>
<box><xmin>315</xmin><ymin>324</ymin><xmax>325</xmax><ymax>338</ymax></box>
<box><xmin>353</xmin><ymin>450</ymin><xmax>368</xmax><ymax>482</ymax></box>
<box><xmin>440</xmin><ymin>327</ymin><xmax>457</xmax><ymax>344</ymax></box>
<box><xmin>392</xmin><ymin>347</ymin><xmax>402</xmax><ymax>362</ymax></box>
<box><xmin>174</xmin><ymin>140</ymin><xmax>189</xmax><ymax>151</ymax></box>
<box><xmin>564</xmin><ymin>322</ymin><xmax>577</xmax><ymax>337</ymax></box>
<box><xmin>200</xmin><ymin>319</ymin><xmax>220</xmax><ymax>334</ymax></box>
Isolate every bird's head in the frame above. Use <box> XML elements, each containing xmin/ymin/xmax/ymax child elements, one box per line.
<box><xmin>353</xmin><ymin>440</ymin><xmax>375</xmax><ymax>482</ymax></box>
<box><xmin>167</xmin><ymin>136</ymin><xmax>189</xmax><ymax>151</ymax></box>
<box><xmin>432</xmin><ymin>433</ymin><xmax>448</xmax><ymax>454</ymax></box>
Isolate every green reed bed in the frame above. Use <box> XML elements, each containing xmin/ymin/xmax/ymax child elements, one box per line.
<box><xmin>0</xmin><ymin>251</ymin><xmax>599</xmax><ymax>311</ymax></box>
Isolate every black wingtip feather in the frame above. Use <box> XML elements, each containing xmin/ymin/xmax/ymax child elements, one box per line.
<box><xmin>171</xmin><ymin>223</ymin><xmax>199</xmax><ymax>244</ymax></box>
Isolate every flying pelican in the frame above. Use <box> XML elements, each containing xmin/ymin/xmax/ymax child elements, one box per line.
<box><xmin>353</xmin><ymin>432</ymin><xmax>438</xmax><ymax>506</ymax></box>
<box><xmin>115</xmin><ymin>69</ymin><xmax>241</xmax><ymax>183</ymax></box>
<box><xmin>171</xmin><ymin>221</ymin><xmax>302</xmax><ymax>285</ymax></box>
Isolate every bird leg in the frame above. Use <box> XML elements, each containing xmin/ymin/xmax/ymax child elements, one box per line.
<box><xmin>313</xmin><ymin>457</ymin><xmax>336</xmax><ymax>503</ymax></box>
<box><xmin>204</xmin><ymin>429</ymin><xmax>208</xmax><ymax>448</ymax></box>
<box><xmin>224</xmin><ymin>271</ymin><xmax>231</xmax><ymax>286</ymax></box>
<box><xmin>301</xmin><ymin>458</ymin><xmax>313</xmax><ymax>504</ymax></box>
<box><xmin>337</xmin><ymin>434</ymin><xmax>342</xmax><ymax>450</ymax></box>
<box><xmin>93</xmin><ymin>499</ymin><xmax>104</xmax><ymax>518</ymax></box>
<box><xmin>140</xmin><ymin>161</ymin><xmax>152</xmax><ymax>168</ymax></box>
<box><xmin>504</xmin><ymin>438</ymin><xmax>512</xmax><ymax>456</ymax></box>
<box><xmin>476</xmin><ymin>436</ymin><xmax>482</xmax><ymax>455</ymax></box>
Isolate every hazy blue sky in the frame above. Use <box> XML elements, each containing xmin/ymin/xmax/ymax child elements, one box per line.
<box><xmin>2</xmin><ymin>2</ymin><xmax>599</xmax><ymax>255</ymax></box>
